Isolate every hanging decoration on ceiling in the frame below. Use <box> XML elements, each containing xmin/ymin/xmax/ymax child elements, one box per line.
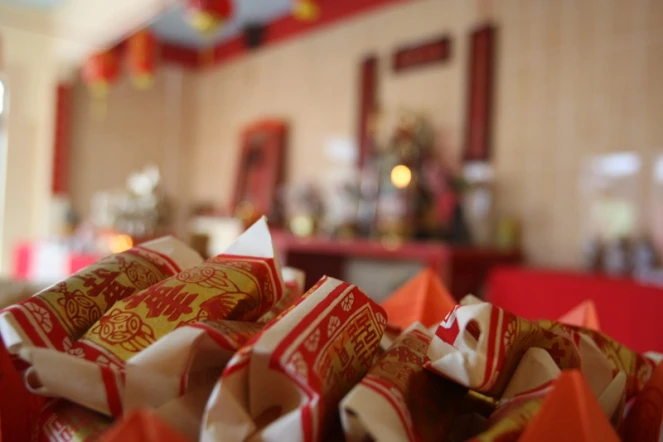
<box><xmin>292</xmin><ymin>0</ymin><xmax>320</xmax><ymax>21</ymax></box>
<box><xmin>81</xmin><ymin>47</ymin><xmax>120</xmax><ymax>120</ymax></box>
<box><xmin>186</xmin><ymin>0</ymin><xmax>234</xmax><ymax>35</ymax></box>
<box><xmin>81</xmin><ymin>48</ymin><xmax>120</xmax><ymax>98</ymax></box>
<box><xmin>126</xmin><ymin>29</ymin><xmax>158</xmax><ymax>89</ymax></box>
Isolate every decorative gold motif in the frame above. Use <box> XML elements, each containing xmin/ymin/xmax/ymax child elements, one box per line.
<box><xmin>79</xmin><ymin>258</ymin><xmax>278</xmax><ymax>361</ymax></box>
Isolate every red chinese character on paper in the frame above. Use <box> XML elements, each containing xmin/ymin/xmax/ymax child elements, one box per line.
<box><xmin>349</xmin><ymin>310</ymin><xmax>379</xmax><ymax>367</ymax></box>
<box><xmin>46</xmin><ymin>417</ymin><xmax>74</xmax><ymax>441</ymax></box>
<box><xmin>125</xmin><ymin>284</ymin><xmax>198</xmax><ymax>321</ymax></box>
<box><xmin>75</xmin><ymin>269</ymin><xmax>133</xmax><ymax>306</ymax></box>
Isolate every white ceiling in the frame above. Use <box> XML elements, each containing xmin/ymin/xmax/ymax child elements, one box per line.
<box><xmin>0</xmin><ymin>0</ymin><xmax>294</xmax><ymax>77</ymax></box>
<box><xmin>0</xmin><ymin>0</ymin><xmax>293</xmax><ymax>49</ymax></box>
<box><xmin>150</xmin><ymin>0</ymin><xmax>293</xmax><ymax>48</ymax></box>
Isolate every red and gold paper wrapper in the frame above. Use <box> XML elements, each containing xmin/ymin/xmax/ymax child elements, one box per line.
<box><xmin>470</xmin><ymin>381</ymin><xmax>550</xmax><ymax>442</ymax></box>
<box><xmin>35</xmin><ymin>399</ymin><xmax>113</xmax><ymax>442</ymax></box>
<box><xmin>340</xmin><ymin>323</ymin><xmax>468</xmax><ymax>442</ymax></box>
<box><xmin>472</xmin><ymin>369</ymin><xmax>624</xmax><ymax>442</ymax></box>
<box><xmin>201</xmin><ymin>276</ymin><xmax>387</xmax><ymax>442</ymax></box>
<box><xmin>621</xmin><ymin>361</ymin><xmax>663</xmax><ymax>441</ymax></box>
<box><xmin>18</xmin><ymin>219</ymin><xmax>284</xmax><ymax>416</ymax></box>
<box><xmin>426</xmin><ymin>302</ymin><xmax>582</xmax><ymax>398</ymax></box>
<box><xmin>0</xmin><ymin>236</ymin><xmax>202</xmax><ymax>355</ymax></box>
<box><xmin>124</xmin><ymin>319</ymin><xmax>262</xmax><ymax>411</ymax></box>
<box><xmin>536</xmin><ymin>319</ymin><xmax>655</xmax><ymax>401</ymax></box>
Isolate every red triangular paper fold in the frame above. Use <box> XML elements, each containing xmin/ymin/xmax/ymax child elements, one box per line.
<box><xmin>381</xmin><ymin>268</ymin><xmax>456</xmax><ymax>330</ymax></box>
<box><xmin>519</xmin><ymin>370</ymin><xmax>620</xmax><ymax>442</ymax></box>
<box><xmin>558</xmin><ymin>300</ymin><xmax>601</xmax><ymax>330</ymax></box>
<box><xmin>621</xmin><ymin>361</ymin><xmax>663</xmax><ymax>441</ymax></box>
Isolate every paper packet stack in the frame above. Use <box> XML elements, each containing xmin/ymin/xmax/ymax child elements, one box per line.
<box><xmin>340</xmin><ymin>323</ymin><xmax>470</xmax><ymax>442</ymax></box>
<box><xmin>201</xmin><ymin>276</ymin><xmax>388</xmax><ymax>442</ymax></box>
<box><xmin>425</xmin><ymin>298</ymin><xmax>657</xmax><ymax>441</ymax></box>
<box><xmin>0</xmin><ymin>236</ymin><xmax>203</xmax><ymax>440</ymax></box>
<box><xmin>2</xmin><ymin>217</ymin><xmax>663</xmax><ymax>442</ymax></box>
<box><xmin>0</xmin><ymin>236</ymin><xmax>202</xmax><ymax>355</ymax></box>
<box><xmin>15</xmin><ymin>219</ymin><xmax>286</xmax><ymax>418</ymax></box>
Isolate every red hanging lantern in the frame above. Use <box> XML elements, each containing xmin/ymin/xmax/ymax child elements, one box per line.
<box><xmin>126</xmin><ymin>29</ymin><xmax>157</xmax><ymax>89</ymax></box>
<box><xmin>293</xmin><ymin>0</ymin><xmax>319</xmax><ymax>21</ymax></box>
<box><xmin>186</xmin><ymin>0</ymin><xmax>233</xmax><ymax>35</ymax></box>
<box><xmin>81</xmin><ymin>48</ymin><xmax>120</xmax><ymax>98</ymax></box>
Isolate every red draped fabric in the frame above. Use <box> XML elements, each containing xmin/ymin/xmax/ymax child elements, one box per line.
<box><xmin>487</xmin><ymin>267</ymin><xmax>663</xmax><ymax>353</ymax></box>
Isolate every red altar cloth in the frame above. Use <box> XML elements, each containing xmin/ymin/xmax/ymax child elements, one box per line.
<box><xmin>486</xmin><ymin>267</ymin><xmax>663</xmax><ymax>353</ymax></box>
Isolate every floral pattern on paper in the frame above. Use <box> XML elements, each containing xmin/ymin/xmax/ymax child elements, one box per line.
<box><xmin>96</xmin><ymin>355</ymin><xmax>123</xmax><ymax>372</ymax></box>
<box><xmin>62</xmin><ymin>337</ymin><xmax>85</xmax><ymax>358</ymax></box>
<box><xmin>341</xmin><ymin>293</ymin><xmax>354</xmax><ymax>312</ymax></box>
<box><xmin>305</xmin><ymin>329</ymin><xmax>321</xmax><ymax>352</ymax></box>
<box><xmin>26</xmin><ymin>302</ymin><xmax>53</xmax><ymax>333</ymax></box>
<box><xmin>327</xmin><ymin>316</ymin><xmax>341</xmax><ymax>337</ymax></box>
<box><xmin>286</xmin><ymin>351</ymin><xmax>308</xmax><ymax>380</ymax></box>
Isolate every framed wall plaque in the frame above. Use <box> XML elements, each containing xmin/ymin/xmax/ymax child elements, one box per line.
<box><xmin>52</xmin><ymin>84</ymin><xmax>72</xmax><ymax>195</ymax></box>
<box><xmin>463</xmin><ymin>25</ymin><xmax>496</xmax><ymax>161</ymax></box>
<box><xmin>392</xmin><ymin>36</ymin><xmax>451</xmax><ymax>73</ymax></box>
<box><xmin>231</xmin><ymin>120</ymin><xmax>287</xmax><ymax>220</ymax></box>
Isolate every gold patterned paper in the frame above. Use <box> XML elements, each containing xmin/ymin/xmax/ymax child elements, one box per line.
<box><xmin>428</xmin><ymin>303</ymin><xmax>582</xmax><ymax>398</ymax></box>
<box><xmin>201</xmin><ymin>277</ymin><xmax>387</xmax><ymax>442</ymax></box>
<box><xmin>0</xmin><ymin>247</ymin><xmax>177</xmax><ymax>353</ymax></box>
<box><xmin>342</xmin><ymin>326</ymin><xmax>469</xmax><ymax>442</ymax></box>
<box><xmin>470</xmin><ymin>393</ymin><xmax>545</xmax><ymax>442</ymax></box>
<box><xmin>488</xmin><ymin>315</ymin><xmax>582</xmax><ymax>397</ymax></box>
<box><xmin>537</xmin><ymin>320</ymin><xmax>655</xmax><ymax>399</ymax></box>
<box><xmin>36</xmin><ymin>399</ymin><xmax>112</xmax><ymax>442</ymax></box>
<box><xmin>77</xmin><ymin>256</ymin><xmax>282</xmax><ymax>362</ymax></box>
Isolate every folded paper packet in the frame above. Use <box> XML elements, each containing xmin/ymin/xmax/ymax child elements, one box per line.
<box><xmin>621</xmin><ymin>361</ymin><xmax>663</xmax><ymax>441</ymax></box>
<box><xmin>536</xmin><ymin>319</ymin><xmax>655</xmax><ymax>401</ymax></box>
<box><xmin>35</xmin><ymin>399</ymin><xmax>113</xmax><ymax>442</ymax></box>
<box><xmin>124</xmin><ymin>319</ymin><xmax>262</xmax><ymax>411</ymax></box>
<box><xmin>201</xmin><ymin>276</ymin><xmax>388</xmax><ymax>442</ymax></box>
<box><xmin>469</xmin><ymin>380</ymin><xmax>551</xmax><ymax>442</ymax></box>
<box><xmin>474</xmin><ymin>346</ymin><xmax>627</xmax><ymax>442</ymax></box>
<box><xmin>20</xmin><ymin>218</ymin><xmax>285</xmax><ymax>416</ymax></box>
<box><xmin>340</xmin><ymin>323</ymin><xmax>469</xmax><ymax>442</ymax></box>
<box><xmin>78</xmin><ymin>218</ymin><xmax>283</xmax><ymax>362</ymax></box>
<box><xmin>426</xmin><ymin>302</ymin><xmax>582</xmax><ymax>398</ymax></box>
<box><xmin>0</xmin><ymin>236</ymin><xmax>202</xmax><ymax>355</ymax></box>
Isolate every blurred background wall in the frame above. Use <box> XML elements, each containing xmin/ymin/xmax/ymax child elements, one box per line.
<box><xmin>66</xmin><ymin>0</ymin><xmax>663</xmax><ymax>267</ymax></box>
